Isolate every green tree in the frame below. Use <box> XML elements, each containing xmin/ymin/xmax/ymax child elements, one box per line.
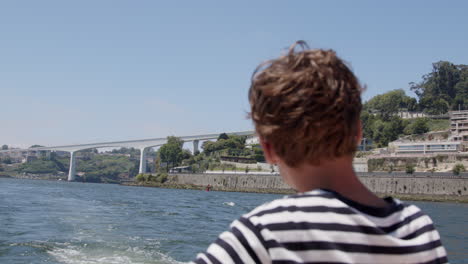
<box><xmin>158</xmin><ymin>136</ymin><xmax>184</xmax><ymax>171</ymax></box>
<box><xmin>360</xmin><ymin>110</ymin><xmax>377</xmax><ymax>139</ymax></box>
<box><xmin>129</xmin><ymin>160</ymin><xmax>139</xmax><ymax>177</ymax></box>
<box><xmin>405</xmin><ymin>97</ymin><xmax>418</xmax><ymax>112</ymax></box>
<box><xmin>252</xmin><ymin>145</ymin><xmax>265</xmax><ymax>162</ymax></box>
<box><xmin>371</xmin><ymin>117</ymin><xmax>404</xmax><ymax>147</ymax></box>
<box><xmin>218</xmin><ymin>133</ymin><xmax>229</xmax><ymax>140</ymax></box>
<box><xmin>17</xmin><ymin>159</ymin><xmax>60</xmax><ymax>174</ymax></box>
<box><xmin>154</xmin><ymin>154</ymin><xmax>162</xmax><ymax>173</ymax></box>
<box><xmin>364</xmin><ymin>89</ymin><xmax>415</xmax><ymax>120</ymax></box>
<box><xmin>386</xmin><ymin>117</ymin><xmax>405</xmax><ymax>141</ymax></box>
<box><xmin>202</xmin><ymin>135</ymin><xmax>246</xmax><ymax>156</ymax></box>
<box><xmin>411</xmin><ymin>61</ymin><xmax>468</xmax><ymax>113</ymax></box>
<box><xmin>202</xmin><ymin>141</ymin><xmax>218</xmax><ymax>154</ymax></box>
<box><xmin>412</xmin><ymin>118</ymin><xmax>430</xmax><ymax>135</ymax></box>
<box><xmin>111</xmin><ymin>147</ymin><xmax>141</xmax><ymax>157</ymax></box>
<box><xmin>181</xmin><ymin>149</ymin><xmax>192</xmax><ymax>161</ymax></box>
<box><xmin>50</xmin><ymin>154</ymin><xmax>67</xmax><ymax>172</ymax></box>
<box><xmin>135</xmin><ymin>173</ymin><xmax>145</xmax><ymax>182</ymax></box>
<box><xmin>453</xmin><ymin>164</ymin><xmax>465</xmax><ymax>176</ymax></box>
<box><xmin>155</xmin><ymin>172</ymin><xmax>168</xmax><ymax>183</ymax></box>
<box><xmin>405</xmin><ymin>165</ymin><xmax>415</xmax><ymax>174</ymax></box>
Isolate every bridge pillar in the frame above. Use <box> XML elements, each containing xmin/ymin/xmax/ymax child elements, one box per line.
<box><xmin>193</xmin><ymin>140</ymin><xmax>199</xmax><ymax>154</ymax></box>
<box><xmin>139</xmin><ymin>147</ymin><xmax>149</xmax><ymax>174</ymax></box>
<box><xmin>68</xmin><ymin>151</ymin><xmax>76</xmax><ymax>181</ymax></box>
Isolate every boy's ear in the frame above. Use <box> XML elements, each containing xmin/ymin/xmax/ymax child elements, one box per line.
<box><xmin>260</xmin><ymin>137</ymin><xmax>278</xmax><ymax>164</ymax></box>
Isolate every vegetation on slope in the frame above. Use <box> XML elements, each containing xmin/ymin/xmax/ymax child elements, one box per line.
<box><xmin>361</xmin><ymin>60</ymin><xmax>466</xmax><ymax>148</ymax></box>
<box><xmin>14</xmin><ymin>152</ymin><xmax>139</xmax><ymax>183</ymax></box>
<box><xmin>410</xmin><ymin>61</ymin><xmax>468</xmax><ymax>114</ymax></box>
<box><xmin>4</xmin><ymin>61</ymin><xmax>466</xmax><ymax>181</ymax></box>
<box><xmin>156</xmin><ymin>133</ymin><xmax>265</xmax><ymax>174</ymax></box>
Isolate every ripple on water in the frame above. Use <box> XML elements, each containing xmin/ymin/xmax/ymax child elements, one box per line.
<box><xmin>3</xmin><ymin>178</ymin><xmax>467</xmax><ymax>264</ymax></box>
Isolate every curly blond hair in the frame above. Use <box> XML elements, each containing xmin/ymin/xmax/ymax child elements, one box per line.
<box><xmin>249</xmin><ymin>41</ymin><xmax>363</xmax><ymax>167</ymax></box>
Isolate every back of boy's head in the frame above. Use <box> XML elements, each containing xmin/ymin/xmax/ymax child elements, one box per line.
<box><xmin>249</xmin><ymin>41</ymin><xmax>363</xmax><ymax>167</ymax></box>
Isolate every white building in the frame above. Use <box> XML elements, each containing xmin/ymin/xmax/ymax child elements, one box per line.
<box><xmin>450</xmin><ymin>110</ymin><xmax>468</xmax><ymax>146</ymax></box>
<box><xmin>245</xmin><ymin>136</ymin><xmax>260</xmax><ymax>146</ymax></box>
<box><xmin>396</xmin><ymin>111</ymin><xmax>427</xmax><ymax>119</ymax></box>
<box><xmin>246</xmin><ymin>136</ymin><xmax>372</xmax><ymax>151</ymax></box>
<box><xmin>391</xmin><ymin>141</ymin><xmax>461</xmax><ymax>154</ymax></box>
<box><xmin>391</xmin><ymin>110</ymin><xmax>468</xmax><ymax>154</ymax></box>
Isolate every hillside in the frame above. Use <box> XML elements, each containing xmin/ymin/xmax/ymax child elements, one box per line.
<box><xmin>361</xmin><ymin>61</ymin><xmax>466</xmax><ymax>148</ymax></box>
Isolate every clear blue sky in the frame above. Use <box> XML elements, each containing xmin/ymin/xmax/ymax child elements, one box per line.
<box><xmin>1</xmin><ymin>1</ymin><xmax>467</xmax><ymax>148</ymax></box>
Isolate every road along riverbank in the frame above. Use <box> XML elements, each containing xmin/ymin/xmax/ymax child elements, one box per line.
<box><xmin>124</xmin><ymin>173</ymin><xmax>468</xmax><ymax>203</ymax></box>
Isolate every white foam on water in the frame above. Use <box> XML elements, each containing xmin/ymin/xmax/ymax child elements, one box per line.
<box><xmin>223</xmin><ymin>202</ymin><xmax>235</xmax><ymax>207</ymax></box>
<box><xmin>49</xmin><ymin>247</ymin><xmax>134</xmax><ymax>264</ymax></box>
<box><xmin>48</xmin><ymin>244</ymin><xmax>184</xmax><ymax>264</ymax></box>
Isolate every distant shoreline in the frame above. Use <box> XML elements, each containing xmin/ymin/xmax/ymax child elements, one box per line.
<box><xmin>3</xmin><ymin>173</ymin><xmax>467</xmax><ymax>203</ymax></box>
<box><xmin>122</xmin><ymin>182</ymin><xmax>468</xmax><ymax>203</ymax></box>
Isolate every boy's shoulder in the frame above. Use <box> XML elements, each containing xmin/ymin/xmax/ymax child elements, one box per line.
<box><xmin>244</xmin><ymin>189</ymin><xmax>340</xmax><ymax>218</ymax></box>
<box><xmin>208</xmin><ymin>189</ymin><xmax>447</xmax><ymax>264</ymax></box>
<box><xmin>242</xmin><ymin>188</ymin><xmax>422</xmax><ymax>224</ymax></box>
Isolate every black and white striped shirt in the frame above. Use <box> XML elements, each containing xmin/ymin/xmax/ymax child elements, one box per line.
<box><xmin>192</xmin><ymin>189</ymin><xmax>448</xmax><ymax>264</ymax></box>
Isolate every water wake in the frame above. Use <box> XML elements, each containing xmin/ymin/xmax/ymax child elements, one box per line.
<box><xmin>46</xmin><ymin>241</ymin><xmax>183</xmax><ymax>264</ymax></box>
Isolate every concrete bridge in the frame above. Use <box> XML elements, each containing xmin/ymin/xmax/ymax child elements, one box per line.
<box><xmin>3</xmin><ymin>131</ymin><xmax>254</xmax><ymax>181</ymax></box>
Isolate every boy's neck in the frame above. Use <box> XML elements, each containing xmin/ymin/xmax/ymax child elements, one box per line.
<box><xmin>281</xmin><ymin>155</ymin><xmax>388</xmax><ymax>208</ymax></box>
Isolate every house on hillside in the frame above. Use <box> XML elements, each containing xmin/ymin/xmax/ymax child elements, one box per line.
<box><xmin>451</xmin><ymin>110</ymin><xmax>468</xmax><ymax>149</ymax></box>
<box><xmin>390</xmin><ymin>110</ymin><xmax>468</xmax><ymax>154</ymax></box>
<box><xmin>169</xmin><ymin>166</ymin><xmax>191</xmax><ymax>173</ymax></box>
<box><xmin>396</xmin><ymin>111</ymin><xmax>427</xmax><ymax>119</ymax></box>
<box><xmin>245</xmin><ymin>136</ymin><xmax>259</xmax><ymax>145</ymax></box>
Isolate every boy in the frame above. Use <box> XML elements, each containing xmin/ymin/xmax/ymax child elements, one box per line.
<box><xmin>192</xmin><ymin>41</ymin><xmax>448</xmax><ymax>264</ymax></box>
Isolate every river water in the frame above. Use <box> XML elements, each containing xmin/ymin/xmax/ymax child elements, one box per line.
<box><xmin>0</xmin><ymin>178</ymin><xmax>467</xmax><ymax>264</ymax></box>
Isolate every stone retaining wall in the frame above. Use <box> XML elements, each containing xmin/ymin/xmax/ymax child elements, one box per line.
<box><xmin>360</xmin><ymin>176</ymin><xmax>468</xmax><ymax>196</ymax></box>
<box><xmin>169</xmin><ymin>173</ymin><xmax>468</xmax><ymax>197</ymax></box>
<box><xmin>168</xmin><ymin>173</ymin><xmax>290</xmax><ymax>192</ymax></box>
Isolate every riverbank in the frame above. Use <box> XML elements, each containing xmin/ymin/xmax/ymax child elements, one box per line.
<box><xmin>6</xmin><ymin>171</ymin><xmax>468</xmax><ymax>203</ymax></box>
<box><xmin>123</xmin><ymin>182</ymin><xmax>296</xmax><ymax>195</ymax></box>
<box><xmin>384</xmin><ymin>193</ymin><xmax>468</xmax><ymax>203</ymax></box>
<box><xmin>0</xmin><ymin>172</ymin><xmax>64</xmax><ymax>180</ymax></box>
<box><xmin>123</xmin><ymin>181</ymin><xmax>468</xmax><ymax>203</ymax></box>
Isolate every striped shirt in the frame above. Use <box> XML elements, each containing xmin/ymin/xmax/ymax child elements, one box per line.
<box><xmin>192</xmin><ymin>189</ymin><xmax>448</xmax><ymax>264</ymax></box>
